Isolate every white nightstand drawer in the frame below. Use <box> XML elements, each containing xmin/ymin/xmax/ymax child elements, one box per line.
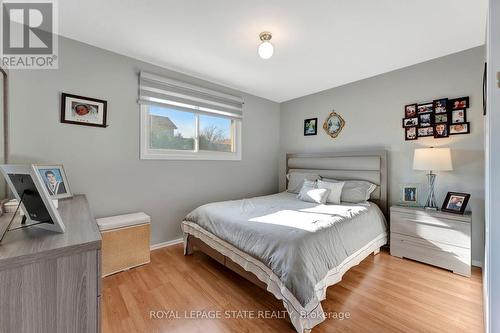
<box><xmin>389</xmin><ymin>206</ymin><xmax>472</xmax><ymax>277</ymax></box>
<box><xmin>391</xmin><ymin>213</ymin><xmax>470</xmax><ymax>249</ymax></box>
<box><xmin>391</xmin><ymin>233</ymin><xmax>471</xmax><ymax>276</ymax></box>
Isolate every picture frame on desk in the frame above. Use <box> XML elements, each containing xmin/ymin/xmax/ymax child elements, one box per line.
<box><xmin>33</xmin><ymin>165</ymin><xmax>73</xmax><ymax>200</ymax></box>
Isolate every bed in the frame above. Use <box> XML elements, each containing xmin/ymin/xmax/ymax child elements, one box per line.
<box><xmin>182</xmin><ymin>151</ymin><xmax>388</xmax><ymax>332</ymax></box>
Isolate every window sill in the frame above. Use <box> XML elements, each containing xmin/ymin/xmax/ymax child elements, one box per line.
<box><xmin>140</xmin><ymin>150</ymin><xmax>242</xmax><ymax>161</ymax></box>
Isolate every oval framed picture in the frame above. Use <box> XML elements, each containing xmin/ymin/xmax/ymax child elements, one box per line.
<box><xmin>323</xmin><ymin>110</ymin><xmax>345</xmax><ymax>138</ymax></box>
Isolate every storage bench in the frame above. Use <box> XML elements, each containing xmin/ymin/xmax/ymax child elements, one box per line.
<box><xmin>97</xmin><ymin>212</ymin><xmax>151</xmax><ymax>277</ymax></box>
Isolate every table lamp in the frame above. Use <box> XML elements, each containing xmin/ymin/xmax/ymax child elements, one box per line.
<box><xmin>413</xmin><ymin>147</ymin><xmax>453</xmax><ymax>210</ymax></box>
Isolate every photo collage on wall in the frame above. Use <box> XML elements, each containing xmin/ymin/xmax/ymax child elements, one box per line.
<box><xmin>402</xmin><ymin>97</ymin><xmax>470</xmax><ymax>141</ymax></box>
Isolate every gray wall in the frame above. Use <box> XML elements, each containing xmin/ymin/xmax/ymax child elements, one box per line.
<box><xmin>279</xmin><ymin>46</ymin><xmax>485</xmax><ymax>264</ymax></box>
<box><xmin>8</xmin><ymin>37</ymin><xmax>281</xmax><ymax>245</ymax></box>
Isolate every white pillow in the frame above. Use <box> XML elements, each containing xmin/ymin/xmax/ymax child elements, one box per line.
<box><xmin>317</xmin><ymin>180</ymin><xmax>344</xmax><ymax>204</ymax></box>
<box><xmin>297</xmin><ymin>181</ymin><xmax>330</xmax><ymax>204</ymax></box>
<box><xmin>287</xmin><ymin>172</ymin><xmax>321</xmax><ymax>194</ymax></box>
<box><xmin>322</xmin><ymin>179</ymin><xmax>377</xmax><ymax>203</ymax></box>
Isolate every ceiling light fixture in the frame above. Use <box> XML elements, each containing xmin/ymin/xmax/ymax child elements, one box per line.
<box><xmin>258</xmin><ymin>31</ymin><xmax>274</xmax><ymax>60</ymax></box>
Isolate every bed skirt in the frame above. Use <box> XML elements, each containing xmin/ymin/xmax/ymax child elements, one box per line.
<box><xmin>182</xmin><ymin>221</ymin><xmax>387</xmax><ymax>333</ymax></box>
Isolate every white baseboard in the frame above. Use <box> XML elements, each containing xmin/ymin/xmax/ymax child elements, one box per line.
<box><xmin>150</xmin><ymin>238</ymin><xmax>183</xmax><ymax>251</ymax></box>
<box><xmin>472</xmin><ymin>260</ymin><xmax>483</xmax><ymax>268</ymax></box>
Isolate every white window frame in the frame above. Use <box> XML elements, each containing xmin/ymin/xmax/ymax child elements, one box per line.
<box><xmin>140</xmin><ymin>104</ymin><xmax>242</xmax><ymax>160</ymax></box>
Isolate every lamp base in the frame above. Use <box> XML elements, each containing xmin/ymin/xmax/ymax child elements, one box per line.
<box><xmin>424</xmin><ymin>172</ymin><xmax>438</xmax><ymax>210</ymax></box>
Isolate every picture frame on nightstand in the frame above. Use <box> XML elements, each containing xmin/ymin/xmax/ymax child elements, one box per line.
<box><xmin>399</xmin><ymin>184</ymin><xmax>420</xmax><ymax>207</ymax></box>
<box><xmin>441</xmin><ymin>192</ymin><xmax>471</xmax><ymax>215</ymax></box>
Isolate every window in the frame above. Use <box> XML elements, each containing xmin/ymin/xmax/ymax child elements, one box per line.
<box><xmin>139</xmin><ymin>72</ymin><xmax>243</xmax><ymax>160</ymax></box>
<box><xmin>141</xmin><ymin>105</ymin><xmax>240</xmax><ymax>159</ymax></box>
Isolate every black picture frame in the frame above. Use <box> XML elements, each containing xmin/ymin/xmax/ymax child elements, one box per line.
<box><xmin>61</xmin><ymin>93</ymin><xmax>108</xmax><ymax>128</ymax></box>
<box><xmin>450</xmin><ymin>109</ymin><xmax>467</xmax><ymax>124</ymax></box>
<box><xmin>417</xmin><ymin>127</ymin><xmax>434</xmax><ymax>137</ymax></box>
<box><xmin>449</xmin><ymin>122</ymin><xmax>470</xmax><ymax>135</ymax></box>
<box><xmin>434</xmin><ymin>123</ymin><xmax>449</xmax><ymax>138</ymax></box>
<box><xmin>433</xmin><ymin>98</ymin><xmax>448</xmax><ymax>114</ymax></box>
<box><xmin>417</xmin><ymin>102</ymin><xmax>433</xmax><ymax>114</ymax></box>
<box><xmin>404</xmin><ymin>103</ymin><xmax>417</xmax><ymax>118</ymax></box>
<box><xmin>402</xmin><ymin>117</ymin><xmax>419</xmax><ymax>128</ymax></box>
<box><xmin>418</xmin><ymin>112</ymin><xmax>433</xmax><ymax>127</ymax></box>
<box><xmin>434</xmin><ymin>113</ymin><xmax>448</xmax><ymax>124</ymax></box>
<box><xmin>441</xmin><ymin>192</ymin><xmax>471</xmax><ymax>215</ymax></box>
<box><xmin>483</xmin><ymin>62</ymin><xmax>487</xmax><ymax>116</ymax></box>
<box><xmin>449</xmin><ymin>96</ymin><xmax>469</xmax><ymax>110</ymax></box>
<box><xmin>304</xmin><ymin>118</ymin><xmax>317</xmax><ymax>136</ymax></box>
<box><xmin>405</xmin><ymin>126</ymin><xmax>417</xmax><ymax>141</ymax></box>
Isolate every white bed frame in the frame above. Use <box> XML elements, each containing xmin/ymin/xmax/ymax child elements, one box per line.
<box><xmin>183</xmin><ymin>150</ymin><xmax>388</xmax><ymax>332</ymax></box>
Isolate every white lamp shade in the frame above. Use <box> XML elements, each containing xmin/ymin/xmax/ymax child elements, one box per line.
<box><xmin>258</xmin><ymin>41</ymin><xmax>274</xmax><ymax>59</ymax></box>
<box><xmin>413</xmin><ymin>148</ymin><xmax>453</xmax><ymax>171</ymax></box>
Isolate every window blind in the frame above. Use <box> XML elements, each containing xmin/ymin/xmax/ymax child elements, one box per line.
<box><xmin>139</xmin><ymin>71</ymin><xmax>244</xmax><ymax>119</ymax></box>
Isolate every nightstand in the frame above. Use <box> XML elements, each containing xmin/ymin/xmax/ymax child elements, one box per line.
<box><xmin>390</xmin><ymin>205</ymin><xmax>471</xmax><ymax>277</ymax></box>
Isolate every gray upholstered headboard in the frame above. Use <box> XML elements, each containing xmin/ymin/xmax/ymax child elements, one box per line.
<box><xmin>286</xmin><ymin>150</ymin><xmax>388</xmax><ymax>217</ymax></box>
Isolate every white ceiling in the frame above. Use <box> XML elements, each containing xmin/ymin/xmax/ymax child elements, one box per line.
<box><xmin>58</xmin><ymin>0</ymin><xmax>487</xmax><ymax>102</ymax></box>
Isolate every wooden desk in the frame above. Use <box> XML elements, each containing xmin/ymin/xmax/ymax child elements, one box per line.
<box><xmin>0</xmin><ymin>195</ymin><xmax>102</xmax><ymax>333</ymax></box>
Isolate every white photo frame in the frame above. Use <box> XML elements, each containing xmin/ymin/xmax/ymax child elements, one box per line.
<box><xmin>33</xmin><ymin>165</ymin><xmax>73</xmax><ymax>199</ymax></box>
<box><xmin>400</xmin><ymin>184</ymin><xmax>420</xmax><ymax>206</ymax></box>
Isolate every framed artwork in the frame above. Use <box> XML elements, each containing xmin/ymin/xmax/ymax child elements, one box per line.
<box><xmin>304</xmin><ymin>118</ymin><xmax>318</xmax><ymax>136</ymax></box>
<box><xmin>417</xmin><ymin>103</ymin><xmax>433</xmax><ymax>114</ymax></box>
<box><xmin>405</xmin><ymin>104</ymin><xmax>417</xmax><ymax>118</ymax></box>
<box><xmin>403</xmin><ymin>117</ymin><xmax>418</xmax><ymax>127</ymax></box>
<box><xmin>403</xmin><ymin>96</ymin><xmax>469</xmax><ymax>141</ymax></box>
<box><xmin>418</xmin><ymin>127</ymin><xmax>434</xmax><ymax>137</ymax></box>
<box><xmin>323</xmin><ymin>110</ymin><xmax>345</xmax><ymax>139</ymax></box>
<box><xmin>441</xmin><ymin>192</ymin><xmax>470</xmax><ymax>215</ymax></box>
<box><xmin>450</xmin><ymin>122</ymin><xmax>470</xmax><ymax>135</ymax></box>
<box><xmin>400</xmin><ymin>184</ymin><xmax>420</xmax><ymax>206</ymax></box>
<box><xmin>61</xmin><ymin>93</ymin><xmax>108</xmax><ymax>128</ymax></box>
<box><xmin>418</xmin><ymin>113</ymin><xmax>433</xmax><ymax>127</ymax></box>
<box><xmin>451</xmin><ymin>109</ymin><xmax>466</xmax><ymax>123</ymax></box>
<box><xmin>449</xmin><ymin>97</ymin><xmax>469</xmax><ymax>110</ymax></box>
<box><xmin>434</xmin><ymin>114</ymin><xmax>448</xmax><ymax>124</ymax></box>
<box><xmin>483</xmin><ymin>62</ymin><xmax>487</xmax><ymax>116</ymax></box>
<box><xmin>33</xmin><ymin>165</ymin><xmax>73</xmax><ymax>199</ymax></box>
<box><xmin>434</xmin><ymin>123</ymin><xmax>449</xmax><ymax>138</ymax></box>
<box><xmin>405</xmin><ymin>126</ymin><xmax>417</xmax><ymax>140</ymax></box>
<box><xmin>433</xmin><ymin>98</ymin><xmax>448</xmax><ymax>114</ymax></box>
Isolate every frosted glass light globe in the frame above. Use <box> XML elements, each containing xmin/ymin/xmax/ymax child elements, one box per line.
<box><xmin>258</xmin><ymin>41</ymin><xmax>274</xmax><ymax>59</ymax></box>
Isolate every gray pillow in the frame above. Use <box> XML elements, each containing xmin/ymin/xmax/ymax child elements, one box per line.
<box><xmin>297</xmin><ymin>181</ymin><xmax>330</xmax><ymax>204</ymax></box>
<box><xmin>322</xmin><ymin>178</ymin><xmax>376</xmax><ymax>203</ymax></box>
<box><xmin>287</xmin><ymin>172</ymin><xmax>321</xmax><ymax>194</ymax></box>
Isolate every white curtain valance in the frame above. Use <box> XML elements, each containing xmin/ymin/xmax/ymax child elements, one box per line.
<box><xmin>139</xmin><ymin>71</ymin><xmax>244</xmax><ymax>119</ymax></box>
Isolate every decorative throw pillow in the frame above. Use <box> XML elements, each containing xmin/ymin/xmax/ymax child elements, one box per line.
<box><xmin>322</xmin><ymin>179</ymin><xmax>377</xmax><ymax>203</ymax></box>
<box><xmin>317</xmin><ymin>180</ymin><xmax>344</xmax><ymax>204</ymax></box>
<box><xmin>297</xmin><ymin>181</ymin><xmax>330</xmax><ymax>204</ymax></box>
<box><xmin>286</xmin><ymin>172</ymin><xmax>321</xmax><ymax>194</ymax></box>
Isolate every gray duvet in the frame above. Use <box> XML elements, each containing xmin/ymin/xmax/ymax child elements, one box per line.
<box><xmin>184</xmin><ymin>192</ymin><xmax>387</xmax><ymax>307</ymax></box>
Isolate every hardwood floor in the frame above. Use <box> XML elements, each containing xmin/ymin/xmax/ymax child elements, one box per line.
<box><xmin>102</xmin><ymin>244</ymin><xmax>483</xmax><ymax>333</ymax></box>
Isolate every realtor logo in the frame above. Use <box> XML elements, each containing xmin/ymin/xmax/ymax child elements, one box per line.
<box><xmin>1</xmin><ymin>0</ymin><xmax>58</xmax><ymax>69</ymax></box>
